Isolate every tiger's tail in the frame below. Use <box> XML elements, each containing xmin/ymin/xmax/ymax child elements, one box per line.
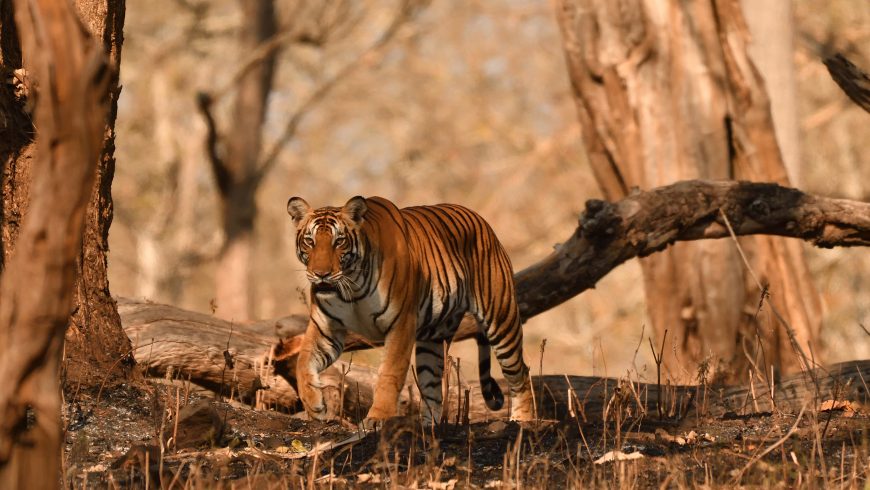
<box><xmin>476</xmin><ymin>331</ymin><xmax>505</xmax><ymax>411</ymax></box>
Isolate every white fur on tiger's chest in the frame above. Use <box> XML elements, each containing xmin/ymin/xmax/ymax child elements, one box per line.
<box><xmin>314</xmin><ymin>285</ymin><xmax>399</xmax><ymax>342</ymax></box>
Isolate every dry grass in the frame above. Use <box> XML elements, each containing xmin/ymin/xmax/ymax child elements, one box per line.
<box><xmin>62</xmin><ymin>330</ymin><xmax>869</xmax><ymax>489</ymax></box>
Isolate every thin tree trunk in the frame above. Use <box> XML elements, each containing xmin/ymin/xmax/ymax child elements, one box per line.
<box><xmin>555</xmin><ymin>0</ymin><xmax>822</xmax><ymax>381</ymax></box>
<box><xmin>0</xmin><ymin>0</ymin><xmax>113</xmax><ymax>486</ymax></box>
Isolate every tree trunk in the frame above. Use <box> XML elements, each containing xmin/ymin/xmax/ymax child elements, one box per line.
<box><xmin>741</xmin><ymin>0</ymin><xmax>800</xmax><ymax>184</ymax></box>
<box><xmin>210</xmin><ymin>0</ymin><xmax>277</xmax><ymax>321</ymax></box>
<box><xmin>0</xmin><ymin>0</ymin><xmax>31</xmax><ymax>270</ymax></box>
<box><xmin>0</xmin><ymin>0</ymin><xmax>116</xmax><ymax>485</ymax></box>
<box><xmin>555</xmin><ymin>0</ymin><xmax>823</xmax><ymax>382</ymax></box>
<box><xmin>64</xmin><ymin>0</ymin><xmax>135</xmax><ymax>387</ymax></box>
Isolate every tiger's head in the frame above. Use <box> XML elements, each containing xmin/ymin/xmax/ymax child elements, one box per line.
<box><xmin>287</xmin><ymin>196</ymin><xmax>368</xmax><ymax>300</ymax></box>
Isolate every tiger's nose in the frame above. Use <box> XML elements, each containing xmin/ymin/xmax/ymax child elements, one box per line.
<box><xmin>311</xmin><ymin>269</ymin><xmax>331</xmax><ymax>281</ymax></box>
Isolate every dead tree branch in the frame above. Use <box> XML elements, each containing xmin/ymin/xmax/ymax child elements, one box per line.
<box><xmin>514</xmin><ymin>179</ymin><xmax>870</xmax><ymax>319</ymax></box>
<box><xmin>195</xmin><ymin>92</ymin><xmax>230</xmax><ymax>195</ymax></box>
<box><xmin>824</xmin><ymin>53</ymin><xmax>870</xmax><ymax>113</ymax></box>
<box><xmin>255</xmin><ymin>0</ymin><xmax>419</xmax><ymax>179</ymax></box>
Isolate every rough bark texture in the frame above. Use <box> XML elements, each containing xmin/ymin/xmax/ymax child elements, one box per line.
<box><xmin>0</xmin><ymin>0</ymin><xmax>33</xmax><ymax>268</ymax></box>
<box><xmin>2</xmin><ymin>2</ymin><xmax>131</xmax><ymax>386</ymax></box>
<box><xmin>555</xmin><ymin>0</ymin><xmax>823</xmax><ymax>381</ymax></box>
<box><xmin>119</xmin><ymin>303</ymin><xmax>870</xmax><ymax>422</ymax></box>
<box><xmin>0</xmin><ymin>0</ymin><xmax>112</xmax><ymax>485</ymax></box>
<box><xmin>64</xmin><ymin>0</ymin><xmax>134</xmax><ymax>387</ymax></box>
<box><xmin>204</xmin><ymin>0</ymin><xmax>277</xmax><ymax>321</ymax></box>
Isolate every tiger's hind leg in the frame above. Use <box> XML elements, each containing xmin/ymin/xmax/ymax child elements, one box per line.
<box><xmin>473</xmin><ymin>309</ymin><xmax>533</xmax><ymax>421</ymax></box>
<box><xmin>414</xmin><ymin>340</ymin><xmax>444</xmax><ymax>424</ymax></box>
<box><xmin>470</xmin><ymin>259</ymin><xmax>534</xmax><ymax>421</ymax></box>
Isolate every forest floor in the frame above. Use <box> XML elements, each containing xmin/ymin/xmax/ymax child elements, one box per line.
<box><xmin>61</xmin><ymin>378</ymin><xmax>869</xmax><ymax>489</ymax></box>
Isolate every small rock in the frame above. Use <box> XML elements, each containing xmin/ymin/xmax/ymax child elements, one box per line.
<box><xmin>486</xmin><ymin>420</ymin><xmax>508</xmax><ymax>433</ymax></box>
<box><xmin>163</xmin><ymin>400</ymin><xmax>225</xmax><ymax>449</ymax></box>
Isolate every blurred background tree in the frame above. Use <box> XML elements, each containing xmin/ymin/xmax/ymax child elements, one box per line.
<box><xmin>109</xmin><ymin>0</ymin><xmax>869</xmax><ymax>380</ymax></box>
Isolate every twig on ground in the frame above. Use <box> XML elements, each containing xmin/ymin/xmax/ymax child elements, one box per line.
<box><xmin>648</xmin><ymin>330</ymin><xmax>667</xmax><ymax>419</ymax></box>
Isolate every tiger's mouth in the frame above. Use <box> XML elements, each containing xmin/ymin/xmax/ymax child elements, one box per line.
<box><xmin>312</xmin><ymin>282</ymin><xmax>339</xmax><ymax>295</ymax></box>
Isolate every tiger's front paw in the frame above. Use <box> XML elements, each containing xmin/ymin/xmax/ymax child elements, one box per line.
<box><xmin>298</xmin><ymin>379</ymin><xmax>328</xmax><ymax>420</ymax></box>
<box><xmin>361</xmin><ymin>416</ymin><xmax>383</xmax><ymax>431</ymax></box>
<box><xmin>362</xmin><ymin>405</ymin><xmax>396</xmax><ymax>429</ymax></box>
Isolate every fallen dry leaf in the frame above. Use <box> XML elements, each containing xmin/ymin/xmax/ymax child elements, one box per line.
<box><xmin>655</xmin><ymin>428</ymin><xmax>686</xmax><ymax>445</ymax></box>
<box><xmin>819</xmin><ymin>400</ymin><xmax>858</xmax><ymax>417</ymax></box>
<box><xmin>357</xmin><ymin>473</ymin><xmax>383</xmax><ymax>484</ymax></box>
<box><xmin>428</xmin><ymin>478</ymin><xmax>458</xmax><ymax>489</ymax></box>
<box><xmin>594</xmin><ymin>450</ymin><xmax>645</xmax><ymax>464</ymax></box>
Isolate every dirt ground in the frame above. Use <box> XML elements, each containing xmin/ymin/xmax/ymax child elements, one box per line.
<box><xmin>61</xmin><ymin>378</ymin><xmax>868</xmax><ymax>489</ymax></box>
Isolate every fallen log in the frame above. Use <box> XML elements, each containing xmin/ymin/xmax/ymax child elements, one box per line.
<box><xmin>121</xmin><ymin>299</ymin><xmax>869</xmax><ymax>422</ymax></box>
<box><xmin>120</xmin><ymin>298</ymin><xmax>379</xmax><ymax>417</ymax></box>
<box><xmin>120</xmin><ymin>298</ymin><xmax>302</xmax><ymax>409</ymax></box>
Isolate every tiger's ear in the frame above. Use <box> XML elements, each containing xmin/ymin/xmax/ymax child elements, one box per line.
<box><xmin>342</xmin><ymin>196</ymin><xmax>367</xmax><ymax>224</ymax></box>
<box><xmin>287</xmin><ymin>197</ymin><xmax>311</xmax><ymax>227</ymax></box>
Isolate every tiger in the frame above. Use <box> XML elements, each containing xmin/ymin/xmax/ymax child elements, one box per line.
<box><xmin>287</xmin><ymin>195</ymin><xmax>534</xmax><ymax>424</ymax></box>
